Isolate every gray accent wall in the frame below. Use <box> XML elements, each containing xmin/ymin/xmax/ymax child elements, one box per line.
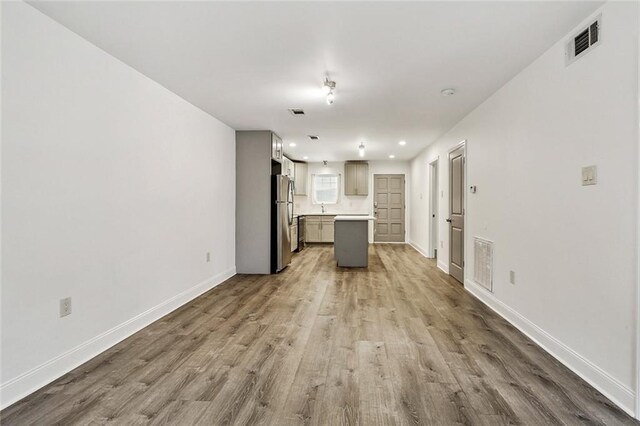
<box><xmin>236</xmin><ymin>131</ymin><xmax>272</xmax><ymax>274</ymax></box>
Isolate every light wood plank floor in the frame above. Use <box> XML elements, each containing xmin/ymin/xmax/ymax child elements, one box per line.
<box><xmin>1</xmin><ymin>244</ymin><xmax>637</xmax><ymax>425</ymax></box>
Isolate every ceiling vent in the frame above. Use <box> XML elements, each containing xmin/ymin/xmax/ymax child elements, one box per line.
<box><xmin>566</xmin><ymin>15</ymin><xmax>601</xmax><ymax>66</ymax></box>
<box><xmin>308</xmin><ymin>135</ymin><xmax>319</xmax><ymax>141</ymax></box>
<box><xmin>288</xmin><ymin>108</ymin><xmax>305</xmax><ymax>116</ymax></box>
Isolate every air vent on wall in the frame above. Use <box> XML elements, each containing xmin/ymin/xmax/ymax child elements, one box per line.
<box><xmin>288</xmin><ymin>108</ymin><xmax>305</xmax><ymax>116</ymax></box>
<box><xmin>566</xmin><ymin>15</ymin><xmax>601</xmax><ymax>66</ymax></box>
<box><xmin>473</xmin><ymin>237</ymin><xmax>493</xmax><ymax>292</ymax></box>
<box><xmin>308</xmin><ymin>135</ymin><xmax>319</xmax><ymax>140</ymax></box>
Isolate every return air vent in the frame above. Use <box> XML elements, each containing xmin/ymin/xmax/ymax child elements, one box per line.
<box><xmin>473</xmin><ymin>237</ymin><xmax>493</xmax><ymax>292</ymax></box>
<box><xmin>288</xmin><ymin>108</ymin><xmax>305</xmax><ymax>116</ymax></box>
<box><xmin>566</xmin><ymin>15</ymin><xmax>601</xmax><ymax>66</ymax></box>
<box><xmin>308</xmin><ymin>135</ymin><xmax>319</xmax><ymax>141</ymax></box>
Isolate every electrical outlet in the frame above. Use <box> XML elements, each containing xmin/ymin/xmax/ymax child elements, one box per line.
<box><xmin>509</xmin><ymin>270</ymin><xmax>516</xmax><ymax>285</ymax></box>
<box><xmin>206</xmin><ymin>252</ymin><xmax>211</xmax><ymax>262</ymax></box>
<box><xmin>60</xmin><ymin>297</ymin><xmax>72</xmax><ymax>317</ymax></box>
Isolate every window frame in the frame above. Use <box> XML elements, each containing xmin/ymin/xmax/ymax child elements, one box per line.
<box><xmin>311</xmin><ymin>173</ymin><xmax>341</xmax><ymax>205</ymax></box>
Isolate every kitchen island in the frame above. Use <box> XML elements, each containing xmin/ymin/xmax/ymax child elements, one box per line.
<box><xmin>334</xmin><ymin>215</ymin><xmax>376</xmax><ymax>267</ymax></box>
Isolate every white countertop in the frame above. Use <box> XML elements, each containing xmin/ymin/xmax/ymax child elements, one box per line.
<box><xmin>334</xmin><ymin>215</ymin><xmax>377</xmax><ymax>221</ymax></box>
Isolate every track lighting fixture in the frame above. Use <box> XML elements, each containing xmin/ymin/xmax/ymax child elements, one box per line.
<box><xmin>323</xmin><ymin>78</ymin><xmax>336</xmax><ymax>105</ymax></box>
<box><xmin>326</xmin><ymin>90</ymin><xmax>335</xmax><ymax>105</ymax></box>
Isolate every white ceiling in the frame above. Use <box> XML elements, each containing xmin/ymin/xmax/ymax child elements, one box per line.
<box><xmin>30</xmin><ymin>1</ymin><xmax>602</xmax><ymax>162</ymax></box>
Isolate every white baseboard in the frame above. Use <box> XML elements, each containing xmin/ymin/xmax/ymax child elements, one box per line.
<box><xmin>372</xmin><ymin>242</ymin><xmax>407</xmax><ymax>244</ymax></box>
<box><xmin>408</xmin><ymin>240</ymin><xmax>431</xmax><ymax>258</ymax></box>
<box><xmin>465</xmin><ymin>279</ymin><xmax>636</xmax><ymax>417</ymax></box>
<box><xmin>0</xmin><ymin>267</ymin><xmax>236</xmax><ymax>410</ymax></box>
<box><xmin>437</xmin><ymin>260</ymin><xmax>448</xmax><ymax>273</ymax></box>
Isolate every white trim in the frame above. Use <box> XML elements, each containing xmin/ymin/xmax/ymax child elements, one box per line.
<box><xmin>465</xmin><ymin>278</ymin><xmax>636</xmax><ymax>417</ymax></box>
<box><xmin>0</xmin><ymin>267</ymin><xmax>236</xmax><ymax>410</ymax></box>
<box><xmin>372</xmin><ymin>241</ymin><xmax>406</xmax><ymax>245</ymax></box>
<box><xmin>448</xmin><ymin>139</ymin><xmax>467</xmax><ymax>153</ymax></box>
<box><xmin>409</xmin><ymin>241</ymin><xmax>430</xmax><ymax>258</ymax></box>
<box><xmin>636</xmin><ymin>1</ymin><xmax>640</xmax><ymax>418</ymax></box>
<box><xmin>437</xmin><ymin>260</ymin><xmax>448</xmax><ymax>274</ymax></box>
<box><xmin>428</xmin><ymin>157</ymin><xmax>439</xmax><ymax>258</ymax></box>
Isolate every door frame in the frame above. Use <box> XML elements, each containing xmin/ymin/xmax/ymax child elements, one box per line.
<box><xmin>448</xmin><ymin>140</ymin><xmax>467</xmax><ymax>282</ymax></box>
<box><xmin>373</xmin><ymin>173</ymin><xmax>406</xmax><ymax>243</ymax></box>
<box><xmin>635</xmin><ymin>13</ymin><xmax>640</xmax><ymax>419</ymax></box>
<box><xmin>428</xmin><ymin>157</ymin><xmax>439</xmax><ymax>258</ymax></box>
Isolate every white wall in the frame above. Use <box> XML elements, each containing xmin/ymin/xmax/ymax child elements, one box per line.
<box><xmin>410</xmin><ymin>2</ymin><xmax>639</xmax><ymax>415</ymax></box>
<box><xmin>1</xmin><ymin>2</ymin><xmax>236</xmax><ymax>408</ymax></box>
<box><xmin>295</xmin><ymin>161</ymin><xmax>410</xmax><ymax>242</ymax></box>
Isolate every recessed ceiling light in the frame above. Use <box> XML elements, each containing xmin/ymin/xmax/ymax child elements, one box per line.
<box><xmin>289</xmin><ymin>142</ymin><xmax>296</xmax><ymax>147</ymax></box>
<box><xmin>303</xmin><ymin>156</ymin><xmax>309</xmax><ymax>160</ymax></box>
<box><xmin>398</xmin><ymin>140</ymin><xmax>406</xmax><ymax>146</ymax></box>
<box><xmin>441</xmin><ymin>88</ymin><xmax>456</xmax><ymax>96</ymax></box>
<box><xmin>389</xmin><ymin>154</ymin><xmax>395</xmax><ymax>159</ymax></box>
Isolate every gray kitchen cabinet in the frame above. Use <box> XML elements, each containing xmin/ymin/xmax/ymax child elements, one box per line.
<box><xmin>271</xmin><ymin>133</ymin><xmax>283</xmax><ymax>162</ymax></box>
<box><xmin>282</xmin><ymin>156</ymin><xmax>295</xmax><ymax>179</ymax></box>
<box><xmin>344</xmin><ymin>162</ymin><xmax>368</xmax><ymax>196</ymax></box>
<box><xmin>294</xmin><ymin>162</ymin><xmax>308</xmax><ymax>195</ymax></box>
<box><xmin>321</xmin><ymin>220</ymin><xmax>334</xmax><ymax>243</ymax></box>
<box><xmin>290</xmin><ymin>223</ymin><xmax>298</xmax><ymax>252</ymax></box>
<box><xmin>305</xmin><ymin>215</ymin><xmax>335</xmax><ymax>243</ymax></box>
<box><xmin>305</xmin><ymin>217</ymin><xmax>322</xmax><ymax>242</ymax></box>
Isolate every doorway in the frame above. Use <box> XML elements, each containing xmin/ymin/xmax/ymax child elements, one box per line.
<box><xmin>429</xmin><ymin>159</ymin><xmax>439</xmax><ymax>258</ymax></box>
<box><xmin>373</xmin><ymin>174</ymin><xmax>405</xmax><ymax>242</ymax></box>
<box><xmin>448</xmin><ymin>143</ymin><xmax>465</xmax><ymax>283</ymax></box>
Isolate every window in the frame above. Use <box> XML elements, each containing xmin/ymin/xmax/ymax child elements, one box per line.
<box><xmin>312</xmin><ymin>174</ymin><xmax>340</xmax><ymax>204</ymax></box>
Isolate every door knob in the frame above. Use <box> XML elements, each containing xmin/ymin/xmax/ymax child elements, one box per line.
<box><xmin>446</xmin><ymin>218</ymin><xmax>452</xmax><ymax>223</ymax></box>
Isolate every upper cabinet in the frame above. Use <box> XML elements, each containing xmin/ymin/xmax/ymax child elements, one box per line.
<box><xmin>294</xmin><ymin>162</ymin><xmax>308</xmax><ymax>195</ymax></box>
<box><xmin>271</xmin><ymin>133</ymin><xmax>283</xmax><ymax>162</ymax></box>
<box><xmin>344</xmin><ymin>162</ymin><xmax>368</xmax><ymax>196</ymax></box>
<box><xmin>282</xmin><ymin>156</ymin><xmax>295</xmax><ymax>179</ymax></box>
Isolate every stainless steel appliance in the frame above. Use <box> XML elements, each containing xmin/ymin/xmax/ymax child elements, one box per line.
<box><xmin>272</xmin><ymin>175</ymin><xmax>294</xmax><ymax>272</ymax></box>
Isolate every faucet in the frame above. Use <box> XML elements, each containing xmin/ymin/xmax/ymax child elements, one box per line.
<box><xmin>321</xmin><ymin>203</ymin><xmax>325</xmax><ymax>214</ymax></box>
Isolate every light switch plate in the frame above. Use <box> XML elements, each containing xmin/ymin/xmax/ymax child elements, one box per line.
<box><xmin>582</xmin><ymin>165</ymin><xmax>597</xmax><ymax>186</ymax></box>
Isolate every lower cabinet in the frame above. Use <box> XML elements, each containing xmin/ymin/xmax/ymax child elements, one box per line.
<box><xmin>290</xmin><ymin>223</ymin><xmax>298</xmax><ymax>252</ymax></box>
<box><xmin>305</xmin><ymin>216</ymin><xmax>334</xmax><ymax>243</ymax></box>
<box><xmin>305</xmin><ymin>218</ymin><xmax>322</xmax><ymax>242</ymax></box>
<box><xmin>321</xmin><ymin>221</ymin><xmax>334</xmax><ymax>242</ymax></box>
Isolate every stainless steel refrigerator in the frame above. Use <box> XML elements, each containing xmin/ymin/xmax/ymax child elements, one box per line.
<box><xmin>272</xmin><ymin>175</ymin><xmax>294</xmax><ymax>273</ymax></box>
